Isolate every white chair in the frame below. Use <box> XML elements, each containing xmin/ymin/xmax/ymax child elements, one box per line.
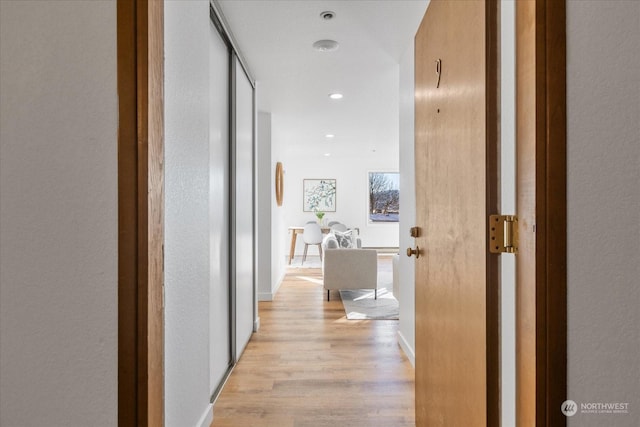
<box><xmin>302</xmin><ymin>222</ymin><xmax>323</xmax><ymax>265</ymax></box>
<box><xmin>330</xmin><ymin>223</ymin><xmax>348</xmax><ymax>232</ymax></box>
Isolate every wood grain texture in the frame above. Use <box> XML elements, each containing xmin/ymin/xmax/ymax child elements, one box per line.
<box><xmin>516</xmin><ymin>2</ymin><xmax>537</xmax><ymax>424</ymax></box>
<box><xmin>117</xmin><ymin>0</ymin><xmax>164</xmax><ymax>425</ymax></box>
<box><xmin>137</xmin><ymin>0</ymin><xmax>165</xmax><ymax>425</ymax></box>
<box><xmin>543</xmin><ymin>2</ymin><xmax>567</xmax><ymax>424</ymax></box>
<box><xmin>117</xmin><ymin>1</ymin><xmax>138</xmax><ymax>424</ymax></box>
<box><xmin>211</xmin><ymin>261</ymin><xmax>415</xmax><ymax>427</ymax></box>
<box><xmin>516</xmin><ymin>0</ymin><xmax>567</xmax><ymax>425</ymax></box>
<box><xmin>414</xmin><ymin>0</ymin><xmax>498</xmax><ymax>425</ymax></box>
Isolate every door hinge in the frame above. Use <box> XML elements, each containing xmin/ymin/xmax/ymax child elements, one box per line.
<box><xmin>489</xmin><ymin>215</ymin><xmax>519</xmax><ymax>254</ymax></box>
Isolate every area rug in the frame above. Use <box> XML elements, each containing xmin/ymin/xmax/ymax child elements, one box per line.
<box><xmin>288</xmin><ymin>256</ymin><xmax>322</xmax><ymax>269</ymax></box>
<box><xmin>339</xmin><ymin>289</ymin><xmax>399</xmax><ymax>320</ymax></box>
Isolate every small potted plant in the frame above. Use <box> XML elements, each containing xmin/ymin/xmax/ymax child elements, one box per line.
<box><xmin>315</xmin><ymin>211</ymin><xmax>325</xmax><ymax>225</ymax></box>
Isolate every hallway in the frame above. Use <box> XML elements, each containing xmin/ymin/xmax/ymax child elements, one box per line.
<box><xmin>211</xmin><ymin>262</ymin><xmax>415</xmax><ymax>427</ymax></box>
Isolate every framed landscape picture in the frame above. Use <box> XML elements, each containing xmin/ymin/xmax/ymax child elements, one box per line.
<box><xmin>303</xmin><ymin>179</ymin><xmax>336</xmax><ymax>212</ymax></box>
<box><xmin>368</xmin><ymin>172</ymin><xmax>399</xmax><ymax>223</ymax></box>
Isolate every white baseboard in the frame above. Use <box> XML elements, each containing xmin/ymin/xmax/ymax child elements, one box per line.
<box><xmin>253</xmin><ymin>316</ymin><xmax>260</xmax><ymax>332</ymax></box>
<box><xmin>273</xmin><ymin>270</ymin><xmax>285</xmax><ymax>295</ymax></box>
<box><xmin>397</xmin><ymin>330</ymin><xmax>415</xmax><ymax>367</ymax></box>
<box><xmin>196</xmin><ymin>403</ymin><xmax>213</xmax><ymax>427</ymax></box>
<box><xmin>258</xmin><ymin>269</ymin><xmax>286</xmax><ymax>301</ymax></box>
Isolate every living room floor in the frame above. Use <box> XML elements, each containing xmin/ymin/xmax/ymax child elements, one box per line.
<box><xmin>211</xmin><ymin>258</ymin><xmax>415</xmax><ymax>427</ymax></box>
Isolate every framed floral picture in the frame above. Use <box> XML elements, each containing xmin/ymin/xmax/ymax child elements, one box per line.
<box><xmin>303</xmin><ymin>179</ymin><xmax>336</xmax><ymax>212</ymax></box>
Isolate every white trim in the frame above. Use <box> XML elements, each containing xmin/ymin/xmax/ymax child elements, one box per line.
<box><xmin>273</xmin><ymin>270</ymin><xmax>285</xmax><ymax>295</ymax></box>
<box><xmin>196</xmin><ymin>403</ymin><xmax>213</xmax><ymax>427</ymax></box>
<box><xmin>253</xmin><ymin>316</ymin><xmax>261</xmax><ymax>332</ymax></box>
<box><xmin>397</xmin><ymin>330</ymin><xmax>415</xmax><ymax>367</ymax></box>
<box><xmin>259</xmin><ymin>267</ymin><xmax>286</xmax><ymax>301</ymax></box>
<box><xmin>210</xmin><ymin>0</ymin><xmax>255</xmax><ymax>86</ymax></box>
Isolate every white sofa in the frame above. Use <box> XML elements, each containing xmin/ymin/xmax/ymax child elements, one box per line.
<box><xmin>322</xmin><ymin>234</ymin><xmax>378</xmax><ymax>301</ymax></box>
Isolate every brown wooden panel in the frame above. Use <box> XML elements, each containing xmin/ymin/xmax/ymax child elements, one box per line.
<box><xmin>414</xmin><ymin>0</ymin><xmax>498</xmax><ymax>425</ymax></box>
<box><xmin>516</xmin><ymin>0</ymin><xmax>566</xmax><ymax>425</ymax></box>
<box><xmin>117</xmin><ymin>0</ymin><xmax>138</xmax><ymax>424</ymax></box>
<box><xmin>118</xmin><ymin>0</ymin><xmax>164</xmax><ymax>425</ymax></box>
<box><xmin>515</xmin><ymin>2</ymin><xmax>538</xmax><ymax>424</ymax></box>
<box><xmin>136</xmin><ymin>0</ymin><xmax>165</xmax><ymax>425</ymax></box>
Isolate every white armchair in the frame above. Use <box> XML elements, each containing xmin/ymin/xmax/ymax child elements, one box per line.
<box><xmin>322</xmin><ymin>248</ymin><xmax>378</xmax><ymax>301</ymax></box>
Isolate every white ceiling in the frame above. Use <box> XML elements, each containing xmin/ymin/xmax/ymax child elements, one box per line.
<box><xmin>217</xmin><ymin>0</ymin><xmax>429</xmax><ymax>160</ymax></box>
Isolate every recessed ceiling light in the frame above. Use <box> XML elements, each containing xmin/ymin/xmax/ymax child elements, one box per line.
<box><xmin>313</xmin><ymin>39</ymin><xmax>339</xmax><ymax>52</ymax></box>
<box><xmin>329</xmin><ymin>93</ymin><xmax>343</xmax><ymax>100</ymax></box>
<box><xmin>325</xmin><ymin>134</ymin><xmax>335</xmax><ymax>139</ymax></box>
<box><xmin>320</xmin><ymin>11</ymin><xmax>336</xmax><ymax>21</ymax></box>
<box><xmin>324</xmin><ymin>153</ymin><xmax>331</xmax><ymax>157</ymax></box>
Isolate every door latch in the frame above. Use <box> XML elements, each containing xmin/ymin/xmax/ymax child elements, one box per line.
<box><xmin>489</xmin><ymin>215</ymin><xmax>518</xmax><ymax>254</ymax></box>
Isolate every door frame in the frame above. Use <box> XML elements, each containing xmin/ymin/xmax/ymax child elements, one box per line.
<box><xmin>515</xmin><ymin>0</ymin><xmax>567</xmax><ymax>425</ymax></box>
<box><xmin>117</xmin><ymin>0</ymin><xmax>165</xmax><ymax>425</ymax></box>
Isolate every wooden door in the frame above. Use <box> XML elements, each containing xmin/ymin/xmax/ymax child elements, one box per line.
<box><xmin>414</xmin><ymin>1</ymin><xmax>499</xmax><ymax>425</ymax></box>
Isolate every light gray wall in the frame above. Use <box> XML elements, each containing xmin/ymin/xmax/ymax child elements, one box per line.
<box><xmin>398</xmin><ymin>41</ymin><xmax>416</xmax><ymax>366</ymax></box>
<box><xmin>567</xmin><ymin>1</ymin><xmax>640</xmax><ymax>426</ymax></box>
<box><xmin>257</xmin><ymin>111</ymin><xmax>275</xmax><ymax>300</ymax></box>
<box><xmin>270</xmin><ymin>114</ymin><xmax>288</xmax><ymax>295</ymax></box>
<box><xmin>256</xmin><ymin>109</ymin><xmax>288</xmax><ymax>302</ymax></box>
<box><xmin>0</xmin><ymin>1</ymin><xmax>117</xmax><ymax>425</ymax></box>
<box><xmin>165</xmin><ymin>1</ymin><xmax>213</xmax><ymax>426</ymax></box>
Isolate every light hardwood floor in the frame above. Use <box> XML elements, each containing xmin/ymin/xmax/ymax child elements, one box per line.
<box><xmin>211</xmin><ymin>261</ymin><xmax>415</xmax><ymax>427</ymax></box>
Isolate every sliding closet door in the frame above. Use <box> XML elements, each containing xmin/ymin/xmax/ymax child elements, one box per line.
<box><xmin>233</xmin><ymin>55</ymin><xmax>255</xmax><ymax>357</ymax></box>
<box><xmin>209</xmin><ymin>19</ymin><xmax>231</xmax><ymax>393</ymax></box>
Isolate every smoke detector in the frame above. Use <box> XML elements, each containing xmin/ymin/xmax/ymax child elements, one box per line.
<box><xmin>312</xmin><ymin>39</ymin><xmax>339</xmax><ymax>52</ymax></box>
<box><xmin>320</xmin><ymin>11</ymin><xmax>336</xmax><ymax>20</ymax></box>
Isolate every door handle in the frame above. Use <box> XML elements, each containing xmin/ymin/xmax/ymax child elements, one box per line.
<box><xmin>406</xmin><ymin>246</ymin><xmax>420</xmax><ymax>258</ymax></box>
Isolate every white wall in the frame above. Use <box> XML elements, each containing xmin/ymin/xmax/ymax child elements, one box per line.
<box><xmin>567</xmin><ymin>1</ymin><xmax>640</xmax><ymax>426</ymax></box>
<box><xmin>165</xmin><ymin>1</ymin><xmax>213</xmax><ymax>426</ymax></box>
<box><xmin>500</xmin><ymin>1</ymin><xmax>516</xmax><ymax>425</ymax></box>
<box><xmin>279</xmin><ymin>134</ymin><xmax>400</xmax><ymax>255</ymax></box>
<box><xmin>397</xmin><ymin>42</ymin><xmax>416</xmax><ymax>366</ymax></box>
<box><xmin>0</xmin><ymin>1</ymin><xmax>117</xmax><ymax>425</ymax></box>
<box><xmin>257</xmin><ymin>110</ymin><xmax>289</xmax><ymax>301</ymax></box>
<box><xmin>257</xmin><ymin>111</ymin><xmax>281</xmax><ymax>301</ymax></box>
<box><xmin>270</xmin><ymin>113</ymin><xmax>288</xmax><ymax>295</ymax></box>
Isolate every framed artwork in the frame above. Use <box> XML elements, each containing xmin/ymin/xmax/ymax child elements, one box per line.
<box><xmin>303</xmin><ymin>179</ymin><xmax>336</xmax><ymax>212</ymax></box>
<box><xmin>368</xmin><ymin>172</ymin><xmax>399</xmax><ymax>223</ymax></box>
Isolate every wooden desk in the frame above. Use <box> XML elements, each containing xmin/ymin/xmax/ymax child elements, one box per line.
<box><xmin>288</xmin><ymin>226</ymin><xmax>331</xmax><ymax>264</ymax></box>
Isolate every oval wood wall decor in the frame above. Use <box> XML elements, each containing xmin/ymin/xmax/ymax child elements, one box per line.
<box><xmin>275</xmin><ymin>162</ymin><xmax>284</xmax><ymax>206</ymax></box>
